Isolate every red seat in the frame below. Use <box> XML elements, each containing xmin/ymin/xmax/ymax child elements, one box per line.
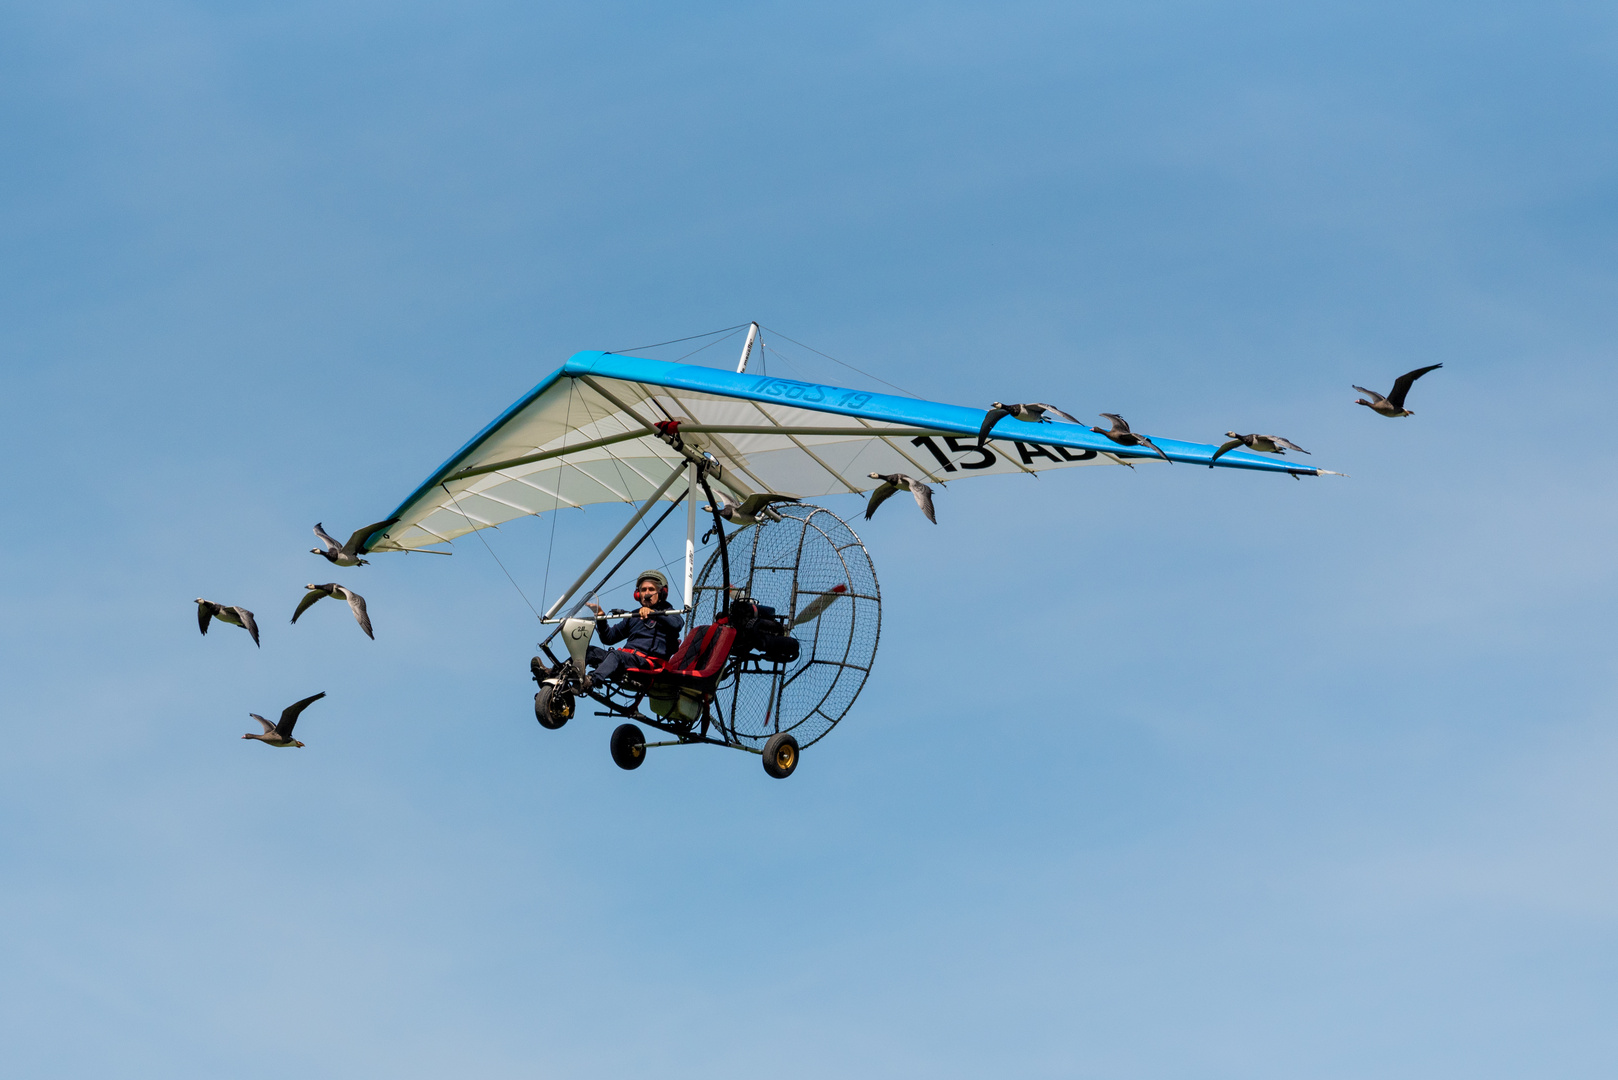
<box><xmin>665</xmin><ymin>624</ymin><xmax>737</xmax><ymax>680</ymax></box>
<box><xmin>628</xmin><ymin>623</ymin><xmax>736</xmax><ymax>686</ymax></box>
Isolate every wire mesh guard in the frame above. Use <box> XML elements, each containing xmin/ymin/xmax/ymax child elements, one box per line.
<box><xmin>691</xmin><ymin>504</ymin><xmax>880</xmax><ymax>749</ymax></box>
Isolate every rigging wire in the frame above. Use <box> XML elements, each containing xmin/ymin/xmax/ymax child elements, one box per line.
<box><xmin>539</xmin><ymin>380</ymin><xmax>578</xmax><ymax>607</ymax></box>
<box><xmin>762</xmin><ymin>325</ymin><xmax>923</xmax><ymax>399</ymax></box>
<box><xmin>607</xmin><ymin>323</ymin><xmax>750</xmax><ymax>355</ymax></box>
<box><xmin>439</xmin><ymin>482</ymin><xmax>542</xmax><ymax>620</ymax></box>
<box><xmin>539</xmin><ymin>487</ymin><xmax>695</xmax><ymax>647</ymax></box>
<box><xmin>596</xmin><ymin>440</ymin><xmax>674</xmax><ymax>594</ymax></box>
<box><xmin>673</xmin><ymin>325</ymin><xmax>748</xmax><ymax>363</ymax></box>
<box><xmin>596</xmin><ymin>537</ymin><xmax>713</xmax><ymax>609</ymax></box>
<box><xmin>761</xmin><ymin>342</ymin><xmax>813</xmax><ymax>381</ymax></box>
<box><xmin>566</xmin><ymin>372</ymin><xmax>680</xmax><ymax>608</ymax></box>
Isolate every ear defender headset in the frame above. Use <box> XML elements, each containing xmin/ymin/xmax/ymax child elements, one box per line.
<box><xmin>636</xmin><ymin>569</ymin><xmax>669</xmax><ymax>602</ymax></box>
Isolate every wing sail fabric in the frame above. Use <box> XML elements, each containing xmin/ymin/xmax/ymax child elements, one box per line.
<box><xmin>368</xmin><ymin>351</ymin><xmax>1321</xmax><ymax>552</ymax></box>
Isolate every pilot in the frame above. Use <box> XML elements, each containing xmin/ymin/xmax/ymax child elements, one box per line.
<box><xmin>582</xmin><ymin>569</ymin><xmax>684</xmax><ymax>684</ymax></box>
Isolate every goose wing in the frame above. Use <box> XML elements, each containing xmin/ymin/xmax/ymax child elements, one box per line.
<box><xmin>250</xmin><ymin>713</ymin><xmax>277</xmax><ymax>736</ymax></box>
<box><xmin>342</xmin><ymin>517</ymin><xmax>400</xmax><ymax>558</ymax></box>
<box><xmin>1208</xmin><ymin>438</ymin><xmax>1243</xmax><ymax>465</ymax></box>
<box><xmin>291</xmin><ymin>587</ymin><xmax>327</xmax><ymax>624</ymax></box>
<box><xmin>337</xmin><ymin>586</ymin><xmax>373</xmax><ymax>639</ymax></box>
<box><xmin>736</xmin><ymin>492</ymin><xmax>800</xmax><ymax>516</ymax></box>
<box><xmin>864</xmin><ymin>480</ymin><xmax>899</xmax><ymax>519</ymax></box>
<box><xmin>276</xmin><ymin>692</ymin><xmax>327</xmax><ymax>738</ymax></box>
<box><xmin>1351</xmin><ymin>385</ymin><xmax>1387</xmax><ymax>405</ymax></box>
<box><xmin>1136</xmin><ymin>435</ymin><xmax>1172</xmax><ymax>463</ymax></box>
<box><xmin>197</xmin><ymin>601</ymin><xmax>215</xmax><ymax>636</ymax></box>
<box><xmin>1269</xmin><ymin>436</ymin><xmax>1310</xmax><ymax>454</ymax></box>
<box><xmin>233</xmin><ymin>607</ymin><xmax>260</xmax><ymax>647</ymax></box>
<box><xmin>1387</xmin><ymin>364</ymin><xmax>1441</xmax><ymax>409</ymax></box>
<box><xmin>312</xmin><ymin>522</ymin><xmax>342</xmax><ymax>553</ymax></box>
<box><xmin>977</xmin><ymin>405</ymin><xmax>1011</xmax><ymax>445</ymax></box>
<box><xmin>910</xmin><ymin>478</ymin><xmax>937</xmax><ymax>524</ymax></box>
<box><xmin>1030</xmin><ymin>403</ymin><xmax>1082</xmax><ymax>425</ymax></box>
<box><xmin>1098</xmin><ymin>412</ymin><xmax>1131</xmax><ymax>433</ymax></box>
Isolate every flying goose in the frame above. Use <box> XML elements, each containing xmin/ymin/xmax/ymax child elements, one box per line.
<box><xmin>243</xmin><ymin>691</ymin><xmax>326</xmax><ymax>748</ymax></box>
<box><xmin>195</xmin><ymin>599</ymin><xmax>260</xmax><ymax>647</ymax></box>
<box><xmin>291</xmin><ymin>583</ymin><xmax>373</xmax><ymax>639</ymax></box>
<box><xmin>700</xmin><ymin>491</ymin><xmax>803</xmax><ymax>542</ymax></box>
<box><xmin>311</xmin><ymin>517</ymin><xmax>400</xmax><ymax>567</ymax></box>
<box><xmin>978</xmin><ymin>401</ymin><xmax>1083</xmax><ymax>446</ymax></box>
<box><xmin>1090</xmin><ymin>414</ymin><xmax>1172</xmax><ymax>463</ymax></box>
<box><xmin>865</xmin><ymin>473</ymin><xmax>936</xmax><ymax>523</ymax></box>
<box><xmin>706</xmin><ymin>491</ymin><xmax>801</xmax><ymax>527</ymax></box>
<box><xmin>1354</xmin><ymin>364</ymin><xmax>1442</xmax><ymax>417</ymax></box>
<box><xmin>1209</xmin><ymin>432</ymin><xmax>1311</xmax><ymax>466</ymax></box>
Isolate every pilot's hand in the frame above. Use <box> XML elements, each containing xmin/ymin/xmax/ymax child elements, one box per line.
<box><xmin>587</xmin><ymin>602</ymin><xmax>605</xmax><ymax>617</ymax></box>
<box><xmin>637</xmin><ymin>606</ymin><xmax>654</xmax><ymax>618</ymax></box>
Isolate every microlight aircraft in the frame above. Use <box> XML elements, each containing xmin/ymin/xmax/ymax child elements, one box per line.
<box><xmin>358</xmin><ymin>329</ymin><xmax>1329</xmax><ymax>778</ymax></box>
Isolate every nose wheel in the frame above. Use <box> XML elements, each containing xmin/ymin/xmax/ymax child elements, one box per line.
<box><xmin>534</xmin><ymin>685</ymin><xmax>573</xmax><ymax>729</ymax></box>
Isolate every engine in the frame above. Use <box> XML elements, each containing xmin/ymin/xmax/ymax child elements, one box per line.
<box><xmin>726</xmin><ymin>598</ymin><xmax>801</xmax><ymax>664</ymax></box>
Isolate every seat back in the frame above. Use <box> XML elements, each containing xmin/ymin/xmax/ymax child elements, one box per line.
<box><xmin>662</xmin><ymin>624</ymin><xmax>737</xmax><ymax>681</ymax></box>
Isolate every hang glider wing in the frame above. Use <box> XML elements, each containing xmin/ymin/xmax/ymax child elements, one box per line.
<box><xmin>364</xmin><ymin>352</ymin><xmax>1328</xmax><ymax>552</ymax></box>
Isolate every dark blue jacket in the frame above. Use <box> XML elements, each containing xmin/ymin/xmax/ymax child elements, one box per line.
<box><xmin>598</xmin><ymin>602</ymin><xmax>684</xmax><ymax>658</ymax></box>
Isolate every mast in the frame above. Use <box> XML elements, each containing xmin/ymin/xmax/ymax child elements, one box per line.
<box><xmin>735</xmin><ymin>322</ymin><xmax>760</xmax><ymax>373</ymax></box>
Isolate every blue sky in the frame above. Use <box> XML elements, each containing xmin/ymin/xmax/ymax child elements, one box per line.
<box><xmin>4</xmin><ymin>1</ymin><xmax>1618</xmax><ymax>1076</ymax></box>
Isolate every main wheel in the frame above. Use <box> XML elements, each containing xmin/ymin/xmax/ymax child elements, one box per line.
<box><xmin>762</xmin><ymin>732</ymin><xmax>799</xmax><ymax>779</ymax></box>
<box><xmin>534</xmin><ymin>685</ymin><xmax>573</xmax><ymax>730</ymax></box>
<box><xmin>610</xmin><ymin>723</ymin><xmax>646</xmax><ymax>770</ymax></box>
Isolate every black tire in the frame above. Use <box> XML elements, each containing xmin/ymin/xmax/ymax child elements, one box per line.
<box><xmin>610</xmin><ymin>723</ymin><xmax>646</xmax><ymax>770</ymax></box>
<box><xmin>534</xmin><ymin>685</ymin><xmax>573</xmax><ymax>730</ymax></box>
<box><xmin>762</xmin><ymin>732</ymin><xmax>799</xmax><ymax>779</ymax></box>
